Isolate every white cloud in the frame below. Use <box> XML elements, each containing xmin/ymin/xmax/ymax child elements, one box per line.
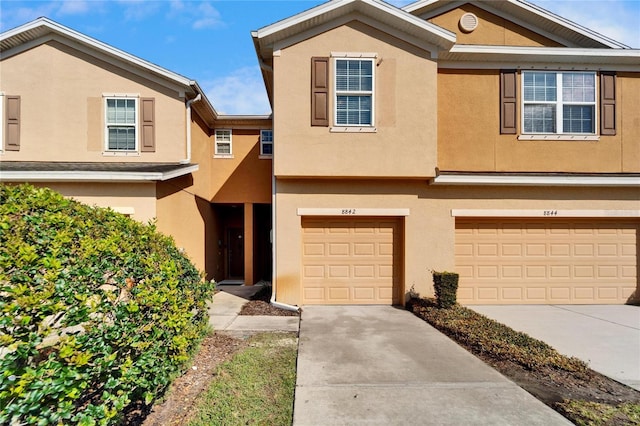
<box><xmin>116</xmin><ymin>0</ymin><xmax>160</xmax><ymax>21</ymax></box>
<box><xmin>203</xmin><ymin>66</ymin><xmax>271</xmax><ymax>115</ymax></box>
<box><xmin>192</xmin><ymin>2</ymin><xmax>223</xmax><ymax>29</ymax></box>
<box><xmin>0</xmin><ymin>3</ymin><xmax>57</xmax><ymax>30</ymax></box>
<box><xmin>58</xmin><ymin>0</ymin><xmax>91</xmax><ymax>16</ymax></box>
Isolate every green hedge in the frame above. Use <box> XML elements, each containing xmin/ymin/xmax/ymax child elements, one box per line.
<box><xmin>0</xmin><ymin>184</ymin><xmax>215</xmax><ymax>425</ymax></box>
<box><xmin>432</xmin><ymin>271</ymin><xmax>459</xmax><ymax>309</ymax></box>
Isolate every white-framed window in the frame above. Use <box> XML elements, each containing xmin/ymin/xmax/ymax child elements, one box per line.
<box><xmin>334</xmin><ymin>58</ymin><xmax>374</xmax><ymax>126</ymax></box>
<box><xmin>0</xmin><ymin>93</ymin><xmax>4</xmax><ymax>152</ymax></box>
<box><xmin>214</xmin><ymin>129</ymin><xmax>232</xmax><ymax>156</ymax></box>
<box><xmin>105</xmin><ymin>96</ymin><xmax>138</xmax><ymax>151</ymax></box>
<box><xmin>260</xmin><ymin>129</ymin><xmax>273</xmax><ymax>156</ymax></box>
<box><xmin>522</xmin><ymin>71</ymin><xmax>596</xmax><ymax>135</ymax></box>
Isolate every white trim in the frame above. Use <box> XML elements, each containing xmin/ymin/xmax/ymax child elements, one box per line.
<box><xmin>330</xmin><ymin>127</ymin><xmax>377</xmax><ymax>133</ymax></box>
<box><xmin>432</xmin><ymin>174</ymin><xmax>640</xmax><ymax>187</ymax></box>
<box><xmin>258</xmin><ymin>155</ymin><xmax>273</xmax><ymax>160</ymax></box>
<box><xmin>0</xmin><ymin>165</ymin><xmax>199</xmax><ymax>182</ymax></box>
<box><xmin>518</xmin><ymin>134</ymin><xmax>600</xmax><ymax>141</ymax></box>
<box><xmin>331</xmin><ymin>52</ymin><xmax>378</xmax><ymax>58</ymax></box>
<box><xmin>0</xmin><ymin>92</ymin><xmax>4</xmax><ymax>153</ymax></box>
<box><xmin>451</xmin><ymin>209</ymin><xmax>640</xmax><ymax>218</ymax></box>
<box><xmin>334</xmin><ymin>56</ymin><xmax>375</xmax><ymax>128</ymax></box>
<box><xmin>214</xmin><ymin>129</ymin><xmax>233</xmax><ymax>156</ymax></box>
<box><xmin>448</xmin><ymin>44</ymin><xmax>640</xmax><ymax>59</ymax></box>
<box><xmin>260</xmin><ymin>129</ymin><xmax>273</xmax><ymax>156</ymax></box>
<box><xmin>103</xmin><ymin>96</ymin><xmax>139</xmax><ymax>153</ymax></box>
<box><xmin>297</xmin><ymin>208</ymin><xmax>410</xmax><ymax>216</ymax></box>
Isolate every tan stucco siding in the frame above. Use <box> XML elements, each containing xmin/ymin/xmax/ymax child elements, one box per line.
<box><xmin>438</xmin><ymin>70</ymin><xmax>640</xmax><ymax>173</ymax></box>
<box><xmin>211</xmin><ymin>129</ymin><xmax>272</xmax><ymax>204</ymax></box>
<box><xmin>428</xmin><ymin>4</ymin><xmax>563</xmax><ymax>47</ymax></box>
<box><xmin>274</xmin><ymin>180</ymin><xmax>639</xmax><ymax>306</ymax></box>
<box><xmin>0</xmin><ymin>41</ymin><xmax>186</xmax><ymax>162</ymax></box>
<box><xmin>32</xmin><ymin>181</ymin><xmax>157</xmax><ymax>222</ymax></box>
<box><xmin>273</xmin><ymin>21</ymin><xmax>438</xmax><ymax>178</ymax></box>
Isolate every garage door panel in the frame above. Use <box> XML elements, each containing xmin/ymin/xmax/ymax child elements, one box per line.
<box><xmin>302</xmin><ymin>217</ymin><xmax>402</xmax><ymax>305</ymax></box>
<box><xmin>456</xmin><ymin>219</ymin><xmax>638</xmax><ymax>304</ymax></box>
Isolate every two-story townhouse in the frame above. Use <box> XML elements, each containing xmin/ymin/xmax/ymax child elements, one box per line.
<box><xmin>0</xmin><ymin>18</ymin><xmax>274</xmax><ymax>285</ymax></box>
<box><xmin>253</xmin><ymin>0</ymin><xmax>640</xmax><ymax>307</ymax></box>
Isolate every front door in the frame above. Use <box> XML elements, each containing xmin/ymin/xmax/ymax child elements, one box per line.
<box><xmin>228</xmin><ymin>228</ymin><xmax>244</xmax><ymax>279</ymax></box>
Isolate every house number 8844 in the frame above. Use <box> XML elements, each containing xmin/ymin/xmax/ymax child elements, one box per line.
<box><xmin>543</xmin><ymin>210</ymin><xmax>558</xmax><ymax>216</ymax></box>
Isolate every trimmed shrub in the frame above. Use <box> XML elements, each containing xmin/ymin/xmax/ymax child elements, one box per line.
<box><xmin>432</xmin><ymin>271</ymin><xmax>459</xmax><ymax>309</ymax></box>
<box><xmin>0</xmin><ymin>184</ymin><xmax>215</xmax><ymax>425</ymax></box>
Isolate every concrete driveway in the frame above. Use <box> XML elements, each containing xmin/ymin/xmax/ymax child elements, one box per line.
<box><xmin>294</xmin><ymin>306</ymin><xmax>570</xmax><ymax>425</ymax></box>
<box><xmin>470</xmin><ymin>305</ymin><xmax>640</xmax><ymax>391</ymax></box>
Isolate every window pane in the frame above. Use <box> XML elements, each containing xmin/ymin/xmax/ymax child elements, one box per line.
<box><xmin>336</xmin><ymin>59</ymin><xmax>372</xmax><ymax>92</ymax></box>
<box><xmin>108</xmin><ymin>127</ymin><xmax>135</xmax><ymax>150</ymax></box>
<box><xmin>336</xmin><ymin>95</ymin><xmax>372</xmax><ymax>126</ymax></box>
<box><xmin>216</xmin><ymin>130</ymin><xmax>231</xmax><ymax>141</ymax></box>
<box><xmin>107</xmin><ymin>98</ymin><xmax>136</xmax><ymax>124</ymax></box>
<box><xmin>563</xmin><ymin>73</ymin><xmax>595</xmax><ymax>102</ymax></box>
<box><xmin>262</xmin><ymin>143</ymin><xmax>273</xmax><ymax>155</ymax></box>
<box><xmin>524</xmin><ymin>104</ymin><xmax>556</xmax><ymax>133</ymax></box>
<box><xmin>524</xmin><ymin>72</ymin><xmax>556</xmax><ymax>102</ymax></box>
<box><xmin>563</xmin><ymin>105</ymin><xmax>594</xmax><ymax>133</ymax></box>
<box><xmin>217</xmin><ymin>142</ymin><xmax>231</xmax><ymax>154</ymax></box>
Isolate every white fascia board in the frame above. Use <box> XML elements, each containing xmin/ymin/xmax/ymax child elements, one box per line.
<box><xmin>451</xmin><ymin>209</ymin><xmax>640</xmax><ymax>218</ymax></box>
<box><xmin>297</xmin><ymin>208</ymin><xmax>410</xmax><ymax>216</ymax></box>
<box><xmin>1</xmin><ymin>18</ymin><xmax>193</xmax><ymax>89</ymax></box>
<box><xmin>432</xmin><ymin>174</ymin><xmax>640</xmax><ymax>187</ymax></box>
<box><xmin>255</xmin><ymin>0</ymin><xmax>455</xmax><ymax>46</ymax></box>
<box><xmin>0</xmin><ymin>165</ymin><xmax>199</xmax><ymax>183</ymax></box>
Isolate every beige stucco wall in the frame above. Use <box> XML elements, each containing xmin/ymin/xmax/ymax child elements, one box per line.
<box><xmin>273</xmin><ymin>20</ymin><xmax>438</xmax><ymax>178</ymax></box>
<box><xmin>0</xmin><ymin>41</ymin><xmax>186</xmax><ymax>162</ymax></box>
<box><xmin>32</xmin><ymin>181</ymin><xmax>157</xmax><ymax>222</ymax></box>
<box><xmin>274</xmin><ymin>179</ymin><xmax>640</xmax><ymax>306</ymax></box>
<box><xmin>438</xmin><ymin>69</ymin><xmax>640</xmax><ymax>173</ymax></box>
<box><xmin>428</xmin><ymin>4</ymin><xmax>563</xmax><ymax>47</ymax></box>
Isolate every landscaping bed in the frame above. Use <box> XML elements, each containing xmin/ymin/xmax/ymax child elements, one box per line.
<box><xmin>407</xmin><ymin>297</ymin><xmax>640</xmax><ymax>425</ymax></box>
<box><xmin>239</xmin><ymin>286</ymin><xmax>299</xmax><ymax>317</ymax></box>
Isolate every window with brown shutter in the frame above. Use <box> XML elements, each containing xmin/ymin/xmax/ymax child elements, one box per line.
<box><xmin>6</xmin><ymin>96</ymin><xmax>21</xmax><ymax>151</ymax></box>
<box><xmin>500</xmin><ymin>70</ymin><xmax>517</xmax><ymax>134</ymax></box>
<box><xmin>600</xmin><ymin>72</ymin><xmax>616</xmax><ymax>136</ymax></box>
<box><xmin>311</xmin><ymin>57</ymin><xmax>329</xmax><ymax>127</ymax></box>
<box><xmin>140</xmin><ymin>97</ymin><xmax>155</xmax><ymax>152</ymax></box>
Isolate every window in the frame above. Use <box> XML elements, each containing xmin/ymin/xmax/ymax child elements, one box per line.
<box><xmin>105</xmin><ymin>97</ymin><xmax>138</xmax><ymax>151</ymax></box>
<box><xmin>522</xmin><ymin>71</ymin><xmax>596</xmax><ymax>134</ymax></box>
<box><xmin>215</xmin><ymin>129</ymin><xmax>232</xmax><ymax>156</ymax></box>
<box><xmin>335</xmin><ymin>58</ymin><xmax>374</xmax><ymax>126</ymax></box>
<box><xmin>260</xmin><ymin>129</ymin><xmax>273</xmax><ymax>156</ymax></box>
<box><xmin>0</xmin><ymin>93</ymin><xmax>3</xmax><ymax>151</ymax></box>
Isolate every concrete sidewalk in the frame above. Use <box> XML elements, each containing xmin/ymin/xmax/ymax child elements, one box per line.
<box><xmin>294</xmin><ymin>306</ymin><xmax>570</xmax><ymax>425</ymax></box>
<box><xmin>208</xmin><ymin>287</ymin><xmax>299</xmax><ymax>334</ymax></box>
<box><xmin>471</xmin><ymin>305</ymin><xmax>640</xmax><ymax>391</ymax></box>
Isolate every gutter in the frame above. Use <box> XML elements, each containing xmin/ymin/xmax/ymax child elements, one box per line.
<box><xmin>181</xmin><ymin>94</ymin><xmax>202</xmax><ymax>164</ymax></box>
<box><xmin>270</xmin><ymin>167</ymin><xmax>300</xmax><ymax>313</ymax></box>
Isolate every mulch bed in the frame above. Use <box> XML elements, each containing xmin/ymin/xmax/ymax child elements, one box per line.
<box><xmin>406</xmin><ymin>298</ymin><xmax>640</xmax><ymax>423</ymax></box>
<box><xmin>238</xmin><ymin>286</ymin><xmax>300</xmax><ymax>317</ymax></box>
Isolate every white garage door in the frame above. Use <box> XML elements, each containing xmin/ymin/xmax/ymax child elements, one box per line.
<box><xmin>456</xmin><ymin>219</ymin><xmax>638</xmax><ymax>304</ymax></box>
<box><xmin>301</xmin><ymin>217</ymin><xmax>402</xmax><ymax>305</ymax></box>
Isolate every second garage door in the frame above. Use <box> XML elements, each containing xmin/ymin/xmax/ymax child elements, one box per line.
<box><xmin>455</xmin><ymin>218</ymin><xmax>638</xmax><ymax>304</ymax></box>
<box><xmin>301</xmin><ymin>217</ymin><xmax>402</xmax><ymax>305</ymax></box>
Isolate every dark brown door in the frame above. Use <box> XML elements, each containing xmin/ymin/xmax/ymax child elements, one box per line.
<box><xmin>228</xmin><ymin>228</ymin><xmax>244</xmax><ymax>279</ymax></box>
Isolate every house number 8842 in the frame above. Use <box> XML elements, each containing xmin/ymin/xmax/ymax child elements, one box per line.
<box><xmin>341</xmin><ymin>209</ymin><xmax>356</xmax><ymax>215</ymax></box>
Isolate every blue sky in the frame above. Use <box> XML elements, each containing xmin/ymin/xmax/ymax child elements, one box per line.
<box><xmin>1</xmin><ymin>0</ymin><xmax>639</xmax><ymax>115</ymax></box>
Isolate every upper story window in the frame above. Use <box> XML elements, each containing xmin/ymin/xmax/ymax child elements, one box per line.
<box><xmin>260</xmin><ymin>129</ymin><xmax>273</xmax><ymax>156</ymax></box>
<box><xmin>335</xmin><ymin>58</ymin><xmax>374</xmax><ymax>126</ymax></box>
<box><xmin>105</xmin><ymin>97</ymin><xmax>138</xmax><ymax>151</ymax></box>
<box><xmin>522</xmin><ymin>71</ymin><xmax>596</xmax><ymax>135</ymax></box>
<box><xmin>215</xmin><ymin>129</ymin><xmax>232</xmax><ymax>156</ymax></box>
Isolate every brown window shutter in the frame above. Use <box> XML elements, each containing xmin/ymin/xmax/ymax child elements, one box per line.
<box><xmin>600</xmin><ymin>72</ymin><xmax>616</xmax><ymax>136</ymax></box>
<box><xmin>5</xmin><ymin>96</ymin><xmax>21</xmax><ymax>151</ymax></box>
<box><xmin>311</xmin><ymin>57</ymin><xmax>329</xmax><ymax>127</ymax></box>
<box><xmin>140</xmin><ymin>97</ymin><xmax>155</xmax><ymax>152</ymax></box>
<box><xmin>500</xmin><ymin>70</ymin><xmax>517</xmax><ymax>134</ymax></box>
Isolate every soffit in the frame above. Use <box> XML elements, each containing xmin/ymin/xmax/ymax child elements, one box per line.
<box><xmin>404</xmin><ymin>0</ymin><xmax>629</xmax><ymax>49</ymax></box>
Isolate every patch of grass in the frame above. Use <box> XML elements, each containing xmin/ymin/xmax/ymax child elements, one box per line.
<box><xmin>556</xmin><ymin>401</ymin><xmax>640</xmax><ymax>426</ymax></box>
<box><xmin>188</xmin><ymin>332</ymin><xmax>297</xmax><ymax>426</ymax></box>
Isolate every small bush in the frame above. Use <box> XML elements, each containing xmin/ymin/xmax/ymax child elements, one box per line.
<box><xmin>0</xmin><ymin>184</ymin><xmax>215</xmax><ymax>425</ymax></box>
<box><xmin>432</xmin><ymin>271</ymin><xmax>459</xmax><ymax>309</ymax></box>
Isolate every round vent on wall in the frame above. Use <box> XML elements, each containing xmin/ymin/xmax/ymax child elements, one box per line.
<box><xmin>459</xmin><ymin>12</ymin><xmax>479</xmax><ymax>33</ymax></box>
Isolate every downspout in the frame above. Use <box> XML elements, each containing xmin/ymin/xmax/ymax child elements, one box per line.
<box><xmin>180</xmin><ymin>94</ymin><xmax>202</xmax><ymax>164</ymax></box>
<box><xmin>270</xmin><ymin>167</ymin><xmax>300</xmax><ymax>313</ymax></box>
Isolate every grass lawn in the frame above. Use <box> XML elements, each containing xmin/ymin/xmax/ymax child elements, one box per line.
<box><xmin>188</xmin><ymin>332</ymin><xmax>298</xmax><ymax>426</ymax></box>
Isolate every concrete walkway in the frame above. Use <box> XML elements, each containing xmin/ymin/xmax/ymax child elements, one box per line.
<box><xmin>208</xmin><ymin>286</ymin><xmax>299</xmax><ymax>334</ymax></box>
<box><xmin>294</xmin><ymin>306</ymin><xmax>570</xmax><ymax>425</ymax></box>
<box><xmin>471</xmin><ymin>305</ymin><xmax>640</xmax><ymax>391</ymax></box>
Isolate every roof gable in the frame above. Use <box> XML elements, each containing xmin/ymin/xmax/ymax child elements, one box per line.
<box><xmin>404</xmin><ymin>0</ymin><xmax>630</xmax><ymax>49</ymax></box>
